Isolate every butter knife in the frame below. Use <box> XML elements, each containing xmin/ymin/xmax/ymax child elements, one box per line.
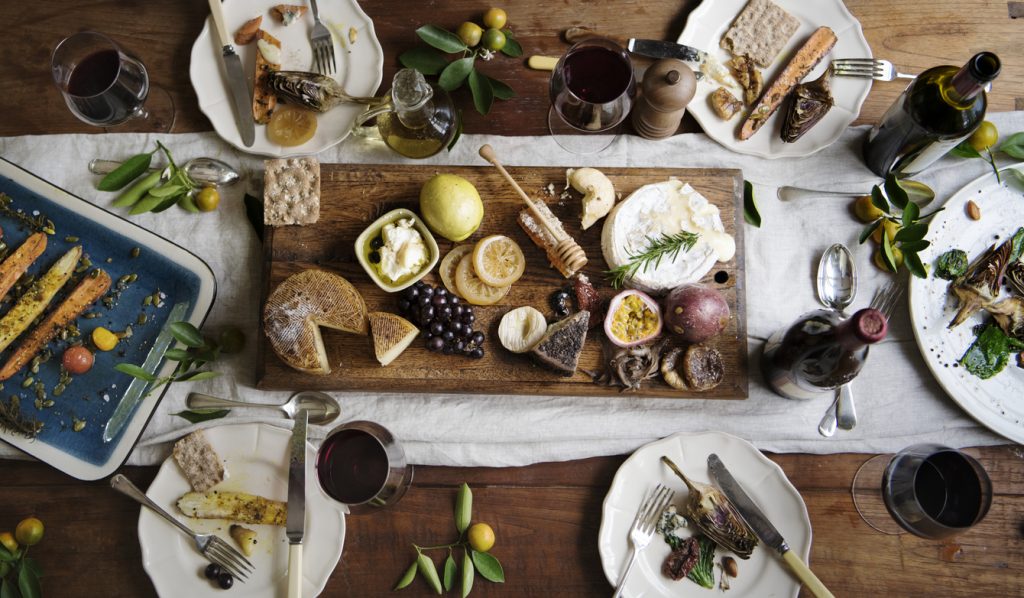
<box><xmin>207</xmin><ymin>0</ymin><xmax>255</xmax><ymax>147</ymax></box>
<box><xmin>565</xmin><ymin>27</ymin><xmax>707</xmax><ymax>63</ymax></box>
<box><xmin>286</xmin><ymin>409</ymin><xmax>308</xmax><ymax>598</ymax></box>
<box><xmin>707</xmin><ymin>454</ymin><xmax>835</xmax><ymax>598</ymax></box>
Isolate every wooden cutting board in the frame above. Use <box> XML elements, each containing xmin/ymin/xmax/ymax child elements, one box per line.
<box><xmin>257</xmin><ymin>163</ymin><xmax>748</xmax><ymax>398</ymax></box>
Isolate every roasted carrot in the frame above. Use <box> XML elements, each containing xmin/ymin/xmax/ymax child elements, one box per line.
<box><xmin>0</xmin><ymin>232</ymin><xmax>47</xmax><ymax>301</ymax></box>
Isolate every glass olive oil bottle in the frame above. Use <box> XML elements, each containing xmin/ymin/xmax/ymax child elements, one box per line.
<box><xmin>863</xmin><ymin>52</ymin><xmax>1000</xmax><ymax>177</ymax></box>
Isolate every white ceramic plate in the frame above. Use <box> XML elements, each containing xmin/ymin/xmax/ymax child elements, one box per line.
<box><xmin>189</xmin><ymin>0</ymin><xmax>384</xmax><ymax>157</ymax></box>
<box><xmin>139</xmin><ymin>423</ymin><xmax>345</xmax><ymax>597</ymax></box>
<box><xmin>598</xmin><ymin>432</ymin><xmax>811</xmax><ymax>597</ymax></box>
<box><xmin>909</xmin><ymin>164</ymin><xmax>1024</xmax><ymax>443</ymax></box>
<box><xmin>678</xmin><ymin>0</ymin><xmax>872</xmax><ymax>158</ymax></box>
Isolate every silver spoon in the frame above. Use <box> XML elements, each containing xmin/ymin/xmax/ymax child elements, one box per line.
<box><xmin>815</xmin><ymin>244</ymin><xmax>858</xmax><ymax>437</ymax></box>
<box><xmin>186</xmin><ymin>390</ymin><xmax>341</xmax><ymax>425</ymax></box>
<box><xmin>89</xmin><ymin>157</ymin><xmax>241</xmax><ymax>187</ymax></box>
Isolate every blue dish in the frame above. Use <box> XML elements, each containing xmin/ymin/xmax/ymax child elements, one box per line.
<box><xmin>0</xmin><ymin>158</ymin><xmax>216</xmax><ymax>480</ymax></box>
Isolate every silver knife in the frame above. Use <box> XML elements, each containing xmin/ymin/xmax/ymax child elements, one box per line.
<box><xmin>707</xmin><ymin>454</ymin><xmax>835</xmax><ymax>598</ymax></box>
<box><xmin>286</xmin><ymin>409</ymin><xmax>308</xmax><ymax>598</ymax></box>
<box><xmin>564</xmin><ymin>27</ymin><xmax>707</xmax><ymax>63</ymax></box>
<box><xmin>103</xmin><ymin>301</ymin><xmax>190</xmax><ymax>443</ymax></box>
<box><xmin>207</xmin><ymin>0</ymin><xmax>255</xmax><ymax>147</ymax></box>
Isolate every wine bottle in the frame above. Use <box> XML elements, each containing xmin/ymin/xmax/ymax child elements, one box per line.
<box><xmin>761</xmin><ymin>308</ymin><xmax>888</xmax><ymax>400</ymax></box>
<box><xmin>863</xmin><ymin>52</ymin><xmax>1000</xmax><ymax>177</ymax></box>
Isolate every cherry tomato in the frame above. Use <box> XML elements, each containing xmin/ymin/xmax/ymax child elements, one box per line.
<box><xmin>457</xmin><ymin>21</ymin><xmax>483</xmax><ymax>48</ymax></box>
<box><xmin>483</xmin><ymin>8</ymin><xmax>508</xmax><ymax>30</ymax></box>
<box><xmin>481</xmin><ymin>28</ymin><xmax>506</xmax><ymax>52</ymax></box>
<box><xmin>62</xmin><ymin>345</ymin><xmax>95</xmax><ymax>375</ymax></box>
<box><xmin>14</xmin><ymin>517</ymin><xmax>43</xmax><ymax>547</ymax></box>
<box><xmin>196</xmin><ymin>186</ymin><xmax>220</xmax><ymax>212</ymax></box>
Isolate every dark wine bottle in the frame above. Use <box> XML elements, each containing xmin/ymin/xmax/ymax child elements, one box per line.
<box><xmin>761</xmin><ymin>308</ymin><xmax>888</xmax><ymax>400</ymax></box>
<box><xmin>863</xmin><ymin>52</ymin><xmax>1000</xmax><ymax>177</ymax></box>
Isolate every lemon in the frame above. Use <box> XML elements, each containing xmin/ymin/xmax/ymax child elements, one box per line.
<box><xmin>853</xmin><ymin>195</ymin><xmax>884</xmax><ymax>223</ymax></box>
<box><xmin>874</xmin><ymin>245</ymin><xmax>904</xmax><ymax>272</ymax></box>
<box><xmin>871</xmin><ymin>219</ymin><xmax>900</xmax><ymax>244</ymax></box>
<box><xmin>472</xmin><ymin>235</ymin><xmax>525</xmax><ymax>287</ymax></box>
<box><xmin>467</xmin><ymin>522</ymin><xmax>495</xmax><ymax>552</ymax></box>
<box><xmin>15</xmin><ymin>517</ymin><xmax>43</xmax><ymax>547</ymax></box>
<box><xmin>455</xmin><ymin>254</ymin><xmax>509</xmax><ymax>306</ymax></box>
<box><xmin>267</xmin><ymin>105</ymin><xmax>318</xmax><ymax>147</ymax></box>
<box><xmin>419</xmin><ymin>174</ymin><xmax>484</xmax><ymax>242</ymax></box>
<box><xmin>967</xmin><ymin>121</ymin><xmax>998</xmax><ymax>153</ymax></box>
<box><xmin>439</xmin><ymin>245</ymin><xmax>474</xmax><ymax>297</ymax></box>
<box><xmin>0</xmin><ymin>531</ymin><xmax>17</xmax><ymax>553</ymax></box>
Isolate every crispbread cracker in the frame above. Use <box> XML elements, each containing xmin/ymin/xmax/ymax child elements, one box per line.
<box><xmin>172</xmin><ymin>431</ymin><xmax>226</xmax><ymax>492</ymax></box>
<box><xmin>264</xmin><ymin>157</ymin><xmax>320</xmax><ymax>226</ymax></box>
<box><xmin>720</xmin><ymin>0</ymin><xmax>800</xmax><ymax>68</ymax></box>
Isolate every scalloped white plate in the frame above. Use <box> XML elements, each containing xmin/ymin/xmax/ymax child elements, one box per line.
<box><xmin>189</xmin><ymin>0</ymin><xmax>384</xmax><ymax>157</ymax></box>
<box><xmin>598</xmin><ymin>432</ymin><xmax>811</xmax><ymax>597</ymax></box>
<box><xmin>679</xmin><ymin>0</ymin><xmax>872</xmax><ymax>158</ymax></box>
<box><xmin>139</xmin><ymin>423</ymin><xmax>345</xmax><ymax>598</ymax></box>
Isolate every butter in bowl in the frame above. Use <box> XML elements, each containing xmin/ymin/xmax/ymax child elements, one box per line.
<box><xmin>355</xmin><ymin>208</ymin><xmax>439</xmax><ymax>292</ymax></box>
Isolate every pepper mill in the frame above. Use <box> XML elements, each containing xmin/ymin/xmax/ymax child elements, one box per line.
<box><xmin>631</xmin><ymin>59</ymin><xmax>697</xmax><ymax>139</ymax></box>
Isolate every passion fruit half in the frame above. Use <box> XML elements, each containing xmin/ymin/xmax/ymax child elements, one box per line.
<box><xmin>604</xmin><ymin>289</ymin><xmax>662</xmax><ymax>347</ymax></box>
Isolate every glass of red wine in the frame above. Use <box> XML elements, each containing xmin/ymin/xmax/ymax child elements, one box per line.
<box><xmin>548</xmin><ymin>37</ymin><xmax>636</xmax><ymax>154</ymax></box>
<box><xmin>50</xmin><ymin>31</ymin><xmax>174</xmax><ymax>132</ymax></box>
<box><xmin>315</xmin><ymin>420</ymin><xmax>413</xmax><ymax>513</ymax></box>
<box><xmin>851</xmin><ymin>444</ymin><xmax>992</xmax><ymax>538</ymax></box>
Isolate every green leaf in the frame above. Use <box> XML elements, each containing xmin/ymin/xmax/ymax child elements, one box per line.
<box><xmin>455</xmin><ymin>482</ymin><xmax>473</xmax><ymax>534</ymax></box>
<box><xmin>859</xmin><ymin>219</ymin><xmax>880</xmax><ymax>245</ymax></box>
<box><xmin>150</xmin><ymin>193</ymin><xmax>184</xmax><ymax>213</ymax></box>
<box><xmin>19</xmin><ymin>559</ymin><xmax>40</xmax><ymax>579</ymax></box>
<box><xmin>870</xmin><ymin>185</ymin><xmax>889</xmax><ymax>214</ymax></box>
<box><xmin>470</xmin><ymin>550</ymin><xmax>504</xmax><ymax>583</ymax></box>
<box><xmin>487</xmin><ymin>76</ymin><xmax>515</xmax><ymax>100</ymax></box>
<box><xmin>127</xmin><ymin>192</ymin><xmax>168</xmax><ymax>215</ymax></box>
<box><xmin>439</xmin><ymin>57</ymin><xmax>475</xmax><ymax>92</ymax></box>
<box><xmin>169</xmin><ymin>322</ymin><xmax>206</xmax><ymax>348</ymax></box>
<box><xmin>900</xmin><ymin>179</ymin><xmax>936</xmax><ymax>206</ymax></box>
<box><xmin>949</xmin><ymin>141</ymin><xmax>982</xmax><ymax>159</ymax></box>
<box><xmin>416</xmin><ymin>25</ymin><xmax>467</xmax><ymax>53</ymax></box>
<box><xmin>901</xmin><ymin>200</ymin><xmax>920</xmax><ymax>228</ymax></box>
<box><xmin>0</xmin><ymin>545</ymin><xmax>14</xmax><ymax>563</ymax></box>
<box><xmin>998</xmin><ymin>132</ymin><xmax>1024</xmax><ymax>159</ymax></box>
<box><xmin>394</xmin><ymin>560</ymin><xmax>418</xmax><ymax>591</ymax></box>
<box><xmin>905</xmin><ymin>250</ymin><xmax>928</xmax><ymax>279</ymax></box>
<box><xmin>114</xmin><ymin>363</ymin><xmax>156</xmax><ymax>382</ymax></box>
<box><xmin>885</xmin><ymin>174</ymin><xmax>909</xmax><ymax>210</ymax></box>
<box><xmin>461</xmin><ymin>550</ymin><xmax>475</xmax><ymax>597</ymax></box>
<box><xmin>164</xmin><ymin>348</ymin><xmax>190</xmax><ymax>361</ymax></box>
<box><xmin>17</xmin><ymin>564</ymin><xmax>40</xmax><ymax>598</ymax></box>
<box><xmin>1</xmin><ymin>578</ymin><xmax>18</xmax><ymax>598</ymax></box>
<box><xmin>895</xmin><ymin>222</ymin><xmax>927</xmax><ymax>243</ymax></box>
<box><xmin>898</xmin><ymin>239</ymin><xmax>930</xmax><ymax>252</ymax></box>
<box><xmin>1002</xmin><ymin>167</ymin><xmax>1024</xmax><ymax>190</ymax></box>
<box><xmin>881</xmin><ymin>230</ymin><xmax>898</xmax><ymax>273</ymax></box>
<box><xmin>500</xmin><ymin>32</ymin><xmax>523</xmax><ymax>57</ymax></box>
<box><xmin>417</xmin><ymin>553</ymin><xmax>443</xmax><ymax>594</ymax></box>
<box><xmin>447</xmin><ymin>109</ymin><xmax>464</xmax><ymax>152</ymax></box>
<box><xmin>743</xmin><ymin>180</ymin><xmax>761</xmax><ymax>228</ymax></box>
<box><xmin>443</xmin><ymin>554</ymin><xmax>456</xmax><ymax>592</ymax></box>
<box><xmin>175</xmin><ymin>370</ymin><xmax>221</xmax><ymax>383</ymax></box>
<box><xmin>173</xmin><ymin>409</ymin><xmax>230</xmax><ymax>424</ymax></box>
<box><xmin>97</xmin><ymin>149</ymin><xmax>156</xmax><ymax>191</ymax></box>
<box><xmin>468</xmin><ymin>69</ymin><xmax>494</xmax><ymax>115</ymax></box>
<box><xmin>399</xmin><ymin>46</ymin><xmax>450</xmax><ymax>76</ymax></box>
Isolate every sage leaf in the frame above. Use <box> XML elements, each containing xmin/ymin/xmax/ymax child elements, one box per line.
<box><xmin>455</xmin><ymin>482</ymin><xmax>472</xmax><ymax>534</ymax></box>
<box><xmin>394</xmin><ymin>560</ymin><xmax>418</xmax><ymax>590</ymax></box>
<box><xmin>468</xmin><ymin>69</ymin><xmax>494</xmax><ymax>115</ymax></box>
<box><xmin>1</xmin><ymin>578</ymin><xmax>17</xmax><ymax>598</ymax></box>
<box><xmin>179</xmin><ymin>192</ymin><xmax>201</xmax><ymax>213</ymax></box>
<box><xmin>128</xmin><ymin>192</ymin><xmax>168</xmax><ymax>215</ymax></box>
<box><xmin>859</xmin><ymin>219</ymin><xmax>881</xmax><ymax>245</ymax></box>
<box><xmin>400</xmin><ymin>46</ymin><xmax>450</xmax><ymax>76</ymax></box>
<box><xmin>885</xmin><ymin>174</ymin><xmax>909</xmax><ymax>210</ymax></box>
<box><xmin>112</xmin><ymin>170</ymin><xmax>163</xmax><ymax>207</ymax></box>
<box><xmin>170</xmin><ymin>322</ymin><xmax>206</xmax><ymax>348</ymax></box>
<box><xmin>18</xmin><ymin>563</ymin><xmax>41</xmax><ymax>598</ymax></box>
<box><xmin>98</xmin><ymin>149</ymin><xmax>156</xmax><ymax>191</ymax></box>
<box><xmin>447</xmin><ymin>109</ymin><xmax>464</xmax><ymax>152</ymax></box>
<box><xmin>114</xmin><ymin>363</ymin><xmax>157</xmax><ymax>382</ymax></box>
<box><xmin>998</xmin><ymin>132</ymin><xmax>1024</xmax><ymax>159</ymax></box>
<box><xmin>881</xmin><ymin>230</ymin><xmax>898</xmax><ymax>273</ymax></box>
<box><xmin>900</xmin><ymin>179</ymin><xmax>935</xmax><ymax>206</ymax></box>
<box><xmin>1002</xmin><ymin>167</ymin><xmax>1024</xmax><ymax>190</ymax></box>
<box><xmin>417</xmin><ymin>25</ymin><xmax>467</xmax><ymax>54</ymax></box>
<box><xmin>870</xmin><ymin>185</ymin><xmax>889</xmax><ymax>213</ymax></box>
<box><xmin>487</xmin><ymin>76</ymin><xmax>515</xmax><ymax>100</ymax></box>
<box><xmin>905</xmin><ymin>250</ymin><xmax>928</xmax><ymax>279</ymax></box>
<box><xmin>0</xmin><ymin>545</ymin><xmax>14</xmax><ymax>563</ymax></box>
<box><xmin>173</xmin><ymin>409</ymin><xmax>230</xmax><ymax>424</ymax></box>
<box><xmin>439</xmin><ymin>57</ymin><xmax>475</xmax><ymax>92</ymax></box>
<box><xmin>500</xmin><ymin>32</ymin><xmax>523</xmax><ymax>57</ymax></box>
<box><xmin>164</xmin><ymin>348</ymin><xmax>191</xmax><ymax>361</ymax></box>
<box><xmin>950</xmin><ymin>141</ymin><xmax>981</xmax><ymax>159</ymax></box>
<box><xmin>895</xmin><ymin>222</ymin><xmax>927</xmax><ymax>243</ymax></box>
<box><xmin>461</xmin><ymin>550</ymin><xmax>475</xmax><ymax>597</ymax></box>
<box><xmin>899</xmin><ymin>240</ymin><xmax>930</xmax><ymax>252</ymax></box>
<box><xmin>743</xmin><ymin>181</ymin><xmax>761</xmax><ymax>228</ymax></box>
<box><xmin>901</xmin><ymin>200</ymin><xmax>920</xmax><ymax>228</ymax></box>
<box><xmin>151</xmin><ymin>193</ymin><xmax>184</xmax><ymax>213</ymax></box>
<box><xmin>443</xmin><ymin>554</ymin><xmax>456</xmax><ymax>591</ymax></box>
<box><xmin>174</xmin><ymin>370</ymin><xmax>221</xmax><ymax>382</ymax></box>
<box><xmin>417</xmin><ymin>553</ymin><xmax>443</xmax><ymax>594</ymax></box>
<box><xmin>470</xmin><ymin>549</ymin><xmax>504</xmax><ymax>583</ymax></box>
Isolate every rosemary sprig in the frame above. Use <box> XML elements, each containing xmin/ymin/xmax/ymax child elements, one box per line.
<box><xmin>0</xmin><ymin>395</ymin><xmax>44</xmax><ymax>438</ymax></box>
<box><xmin>606</xmin><ymin>231</ymin><xmax>700</xmax><ymax>289</ymax></box>
<box><xmin>0</xmin><ymin>193</ymin><xmax>56</xmax><ymax>235</ymax></box>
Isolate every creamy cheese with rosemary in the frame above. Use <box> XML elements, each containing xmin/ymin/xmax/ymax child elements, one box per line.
<box><xmin>601</xmin><ymin>179</ymin><xmax>735</xmax><ymax>293</ymax></box>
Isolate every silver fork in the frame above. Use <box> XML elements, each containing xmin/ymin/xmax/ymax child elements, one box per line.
<box><xmin>613</xmin><ymin>484</ymin><xmax>674</xmax><ymax>598</ymax></box>
<box><xmin>870</xmin><ymin>279</ymin><xmax>904</xmax><ymax>319</ymax></box>
<box><xmin>111</xmin><ymin>474</ymin><xmax>254</xmax><ymax>581</ymax></box>
<box><xmin>308</xmin><ymin>0</ymin><xmax>336</xmax><ymax>75</ymax></box>
<box><xmin>831</xmin><ymin>58</ymin><xmax>916</xmax><ymax>81</ymax></box>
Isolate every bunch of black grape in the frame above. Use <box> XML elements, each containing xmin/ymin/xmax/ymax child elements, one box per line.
<box><xmin>399</xmin><ymin>281</ymin><xmax>485</xmax><ymax>358</ymax></box>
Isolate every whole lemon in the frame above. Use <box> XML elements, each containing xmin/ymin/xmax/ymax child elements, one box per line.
<box><xmin>0</xmin><ymin>531</ymin><xmax>17</xmax><ymax>554</ymax></box>
<box><xmin>967</xmin><ymin>121</ymin><xmax>998</xmax><ymax>153</ymax></box>
<box><xmin>852</xmin><ymin>195</ymin><xmax>884</xmax><ymax>223</ymax></box>
<box><xmin>15</xmin><ymin>517</ymin><xmax>43</xmax><ymax>547</ymax></box>
<box><xmin>467</xmin><ymin>522</ymin><xmax>495</xmax><ymax>552</ymax></box>
<box><xmin>419</xmin><ymin>174</ymin><xmax>484</xmax><ymax>242</ymax></box>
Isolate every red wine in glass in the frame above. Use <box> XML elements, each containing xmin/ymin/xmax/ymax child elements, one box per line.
<box><xmin>551</xmin><ymin>39</ymin><xmax>635</xmax><ymax>133</ymax></box>
<box><xmin>315</xmin><ymin>421</ymin><xmax>412</xmax><ymax>511</ymax></box>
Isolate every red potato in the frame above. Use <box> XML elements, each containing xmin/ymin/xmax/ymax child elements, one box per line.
<box><xmin>663</xmin><ymin>284</ymin><xmax>730</xmax><ymax>343</ymax></box>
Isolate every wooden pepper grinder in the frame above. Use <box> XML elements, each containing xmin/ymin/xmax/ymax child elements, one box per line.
<box><xmin>631</xmin><ymin>58</ymin><xmax>697</xmax><ymax>139</ymax></box>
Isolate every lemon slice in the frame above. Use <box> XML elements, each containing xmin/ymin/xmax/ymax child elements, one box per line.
<box><xmin>472</xmin><ymin>235</ymin><xmax>526</xmax><ymax>287</ymax></box>
<box><xmin>267</xmin><ymin>105</ymin><xmax>318</xmax><ymax>147</ymax></box>
<box><xmin>498</xmin><ymin>306</ymin><xmax>547</xmax><ymax>353</ymax></box>
<box><xmin>455</xmin><ymin>254</ymin><xmax>510</xmax><ymax>306</ymax></box>
<box><xmin>439</xmin><ymin>245</ymin><xmax>474</xmax><ymax>297</ymax></box>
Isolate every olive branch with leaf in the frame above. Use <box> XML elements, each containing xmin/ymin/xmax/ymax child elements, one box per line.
<box><xmin>858</xmin><ymin>174</ymin><xmax>942</xmax><ymax>278</ymax></box>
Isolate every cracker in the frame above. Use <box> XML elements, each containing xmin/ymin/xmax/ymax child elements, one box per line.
<box><xmin>172</xmin><ymin>431</ymin><xmax>226</xmax><ymax>492</ymax></box>
<box><xmin>264</xmin><ymin>157</ymin><xmax>321</xmax><ymax>226</ymax></box>
<box><xmin>720</xmin><ymin>0</ymin><xmax>800</xmax><ymax>68</ymax></box>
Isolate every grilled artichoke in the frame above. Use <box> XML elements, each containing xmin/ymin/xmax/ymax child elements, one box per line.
<box><xmin>948</xmin><ymin>231</ymin><xmax>1021</xmax><ymax>329</ymax></box>
<box><xmin>781</xmin><ymin>71</ymin><xmax>833</xmax><ymax>143</ymax></box>
<box><xmin>661</xmin><ymin>456</ymin><xmax>758</xmax><ymax>559</ymax></box>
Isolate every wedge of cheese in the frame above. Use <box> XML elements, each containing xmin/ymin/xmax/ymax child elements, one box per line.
<box><xmin>368</xmin><ymin>311</ymin><xmax>418</xmax><ymax>366</ymax></box>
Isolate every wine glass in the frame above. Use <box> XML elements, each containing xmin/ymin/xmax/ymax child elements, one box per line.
<box><xmin>51</xmin><ymin>31</ymin><xmax>175</xmax><ymax>132</ymax></box>
<box><xmin>851</xmin><ymin>444</ymin><xmax>992</xmax><ymax>538</ymax></box>
<box><xmin>548</xmin><ymin>37</ymin><xmax>636</xmax><ymax>154</ymax></box>
<box><xmin>315</xmin><ymin>420</ymin><xmax>413</xmax><ymax>514</ymax></box>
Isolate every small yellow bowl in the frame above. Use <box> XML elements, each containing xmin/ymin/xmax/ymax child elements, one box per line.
<box><xmin>355</xmin><ymin>208</ymin><xmax>439</xmax><ymax>293</ymax></box>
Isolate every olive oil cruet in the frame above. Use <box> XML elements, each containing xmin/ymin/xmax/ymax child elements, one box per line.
<box><xmin>353</xmin><ymin>68</ymin><xmax>459</xmax><ymax>159</ymax></box>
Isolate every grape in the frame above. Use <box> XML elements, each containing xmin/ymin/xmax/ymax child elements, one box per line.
<box><xmin>469</xmin><ymin>348</ymin><xmax>485</xmax><ymax>359</ymax></box>
<box><xmin>430</xmin><ymin>321</ymin><xmax>444</xmax><ymax>335</ymax></box>
<box><xmin>421</xmin><ymin>286</ymin><xmax>434</xmax><ymax>298</ymax></box>
<box><xmin>420</xmin><ymin>305</ymin><xmax>435</xmax><ymax>321</ymax></box>
<box><xmin>439</xmin><ymin>305</ymin><xmax>453</xmax><ymax>321</ymax></box>
<box><xmin>449</xmin><ymin>295</ymin><xmax>460</xmax><ymax>305</ymax></box>
<box><xmin>454</xmin><ymin>340</ymin><xmax>465</xmax><ymax>352</ymax></box>
<box><xmin>428</xmin><ymin>337</ymin><xmax>445</xmax><ymax>352</ymax></box>
<box><xmin>450</xmin><ymin>321</ymin><xmax>463</xmax><ymax>334</ymax></box>
<box><xmin>453</xmin><ymin>304</ymin><xmax>464</xmax><ymax>317</ymax></box>
<box><xmin>398</xmin><ymin>299</ymin><xmax>411</xmax><ymax>312</ymax></box>
<box><xmin>431</xmin><ymin>294</ymin><xmax>447</xmax><ymax>307</ymax></box>
<box><xmin>471</xmin><ymin>331</ymin><xmax>485</xmax><ymax>346</ymax></box>
<box><xmin>436</xmin><ymin>287</ymin><xmax>447</xmax><ymax>297</ymax></box>
<box><xmin>418</xmin><ymin>294</ymin><xmax>431</xmax><ymax>306</ymax></box>
<box><xmin>404</xmin><ymin>286</ymin><xmax>419</xmax><ymax>301</ymax></box>
<box><xmin>463</xmin><ymin>312</ymin><xmax>476</xmax><ymax>325</ymax></box>
<box><xmin>442</xmin><ymin>331</ymin><xmax>455</xmax><ymax>342</ymax></box>
<box><xmin>442</xmin><ymin>345</ymin><xmax>454</xmax><ymax>355</ymax></box>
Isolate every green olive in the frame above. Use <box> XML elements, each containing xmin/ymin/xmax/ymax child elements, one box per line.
<box><xmin>14</xmin><ymin>517</ymin><xmax>43</xmax><ymax>547</ymax></box>
<box><xmin>457</xmin><ymin>21</ymin><xmax>483</xmax><ymax>48</ymax></box>
<box><xmin>196</xmin><ymin>186</ymin><xmax>220</xmax><ymax>212</ymax></box>
<box><xmin>481</xmin><ymin>28</ymin><xmax>506</xmax><ymax>52</ymax></box>
<box><xmin>483</xmin><ymin>8</ymin><xmax>508</xmax><ymax>30</ymax></box>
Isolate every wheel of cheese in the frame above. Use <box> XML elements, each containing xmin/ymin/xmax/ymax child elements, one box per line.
<box><xmin>263</xmin><ymin>269</ymin><xmax>368</xmax><ymax>375</ymax></box>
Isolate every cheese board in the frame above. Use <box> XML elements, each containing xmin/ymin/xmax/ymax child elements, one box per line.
<box><xmin>257</xmin><ymin>164</ymin><xmax>747</xmax><ymax>399</ymax></box>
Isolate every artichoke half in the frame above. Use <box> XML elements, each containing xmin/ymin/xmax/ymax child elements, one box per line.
<box><xmin>780</xmin><ymin>71</ymin><xmax>833</xmax><ymax>143</ymax></box>
<box><xmin>661</xmin><ymin>456</ymin><xmax>758</xmax><ymax>559</ymax></box>
<box><xmin>948</xmin><ymin>232</ymin><xmax>1020</xmax><ymax>329</ymax></box>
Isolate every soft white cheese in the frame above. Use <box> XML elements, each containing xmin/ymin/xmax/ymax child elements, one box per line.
<box><xmin>257</xmin><ymin>39</ymin><xmax>282</xmax><ymax>64</ymax></box>
<box><xmin>601</xmin><ymin>179</ymin><xmax>736</xmax><ymax>293</ymax></box>
<box><xmin>379</xmin><ymin>218</ymin><xmax>428</xmax><ymax>282</ymax></box>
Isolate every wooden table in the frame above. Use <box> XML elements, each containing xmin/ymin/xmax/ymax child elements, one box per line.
<box><xmin>1</xmin><ymin>1</ymin><xmax>1022</xmax><ymax>596</ymax></box>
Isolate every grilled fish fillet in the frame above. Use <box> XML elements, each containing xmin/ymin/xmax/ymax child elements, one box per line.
<box><xmin>177</xmin><ymin>491</ymin><xmax>287</xmax><ymax>526</ymax></box>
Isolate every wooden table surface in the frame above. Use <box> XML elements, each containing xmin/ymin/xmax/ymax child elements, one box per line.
<box><xmin>1</xmin><ymin>1</ymin><xmax>1022</xmax><ymax>596</ymax></box>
